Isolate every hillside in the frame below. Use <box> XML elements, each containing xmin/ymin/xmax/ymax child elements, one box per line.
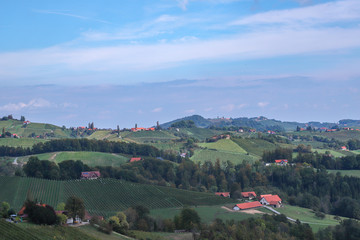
<box><xmin>0</xmin><ymin>176</ymin><xmax>235</xmax><ymax>218</ymax></box>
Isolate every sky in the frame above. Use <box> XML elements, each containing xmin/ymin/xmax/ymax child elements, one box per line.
<box><xmin>0</xmin><ymin>0</ymin><xmax>359</xmax><ymax>128</ymax></box>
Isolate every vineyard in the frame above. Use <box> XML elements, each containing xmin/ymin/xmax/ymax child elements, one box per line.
<box><xmin>0</xmin><ymin>176</ymin><xmax>234</xmax><ymax>218</ymax></box>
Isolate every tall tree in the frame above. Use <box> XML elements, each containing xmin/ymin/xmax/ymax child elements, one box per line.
<box><xmin>65</xmin><ymin>196</ymin><xmax>85</xmax><ymax>222</ymax></box>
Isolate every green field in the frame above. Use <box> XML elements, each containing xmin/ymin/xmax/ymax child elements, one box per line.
<box><xmin>0</xmin><ymin>138</ymin><xmax>47</xmax><ymax>148</ymax></box>
<box><xmin>0</xmin><ymin>176</ymin><xmax>234</xmax><ymax>218</ymax></box>
<box><xmin>174</xmin><ymin>128</ymin><xmax>220</xmax><ymax>141</ymax></box>
<box><xmin>17</xmin><ymin>151</ymin><xmax>129</xmax><ymax>167</ymax></box>
<box><xmin>231</xmin><ymin>138</ymin><xmax>277</xmax><ymax>157</ymax></box>
<box><xmin>124</xmin><ymin>131</ymin><xmax>179</xmax><ymax>143</ymax></box>
<box><xmin>198</xmin><ymin>139</ymin><xmax>247</xmax><ymax>153</ymax></box>
<box><xmin>276</xmin><ymin>205</ymin><xmax>346</xmax><ymax>232</ymax></box>
<box><xmin>312</xmin><ymin>148</ymin><xmax>347</xmax><ymax>158</ymax></box>
<box><xmin>87</xmin><ymin>130</ymin><xmax>113</xmax><ymax>140</ymax></box>
<box><xmin>191</xmin><ymin>148</ymin><xmax>258</xmax><ymax>164</ymax></box>
<box><xmin>150</xmin><ymin>205</ymin><xmax>271</xmax><ymax>224</ymax></box>
<box><xmin>327</xmin><ymin>169</ymin><xmax>360</xmax><ymax>177</ymax></box>
<box><xmin>79</xmin><ymin>225</ymin><xmax>129</xmax><ymax>240</ymax></box>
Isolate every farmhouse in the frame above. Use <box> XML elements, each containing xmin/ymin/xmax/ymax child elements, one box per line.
<box><xmin>341</xmin><ymin>146</ymin><xmax>348</xmax><ymax>151</ymax></box>
<box><xmin>275</xmin><ymin>159</ymin><xmax>288</xmax><ymax>166</ymax></box>
<box><xmin>215</xmin><ymin>192</ymin><xmax>230</xmax><ymax>198</ymax></box>
<box><xmin>130</xmin><ymin>157</ymin><xmax>142</xmax><ymax>163</ymax></box>
<box><xmin>241</xmin><ymin>191</ymin><xmax>257</xmax><ymax>199</ymax></box>
<box><xmin>81</xmin><ymin>171</ymin><xmax>101</xmax><ymax>179</ymax></box>
<box><xmin>260</xmin><ymin>195</ymin><xmax>282</xmax><ymax>208</ymax></box>
<box><xmin>233</xmin><ymin>201</ymin><xmax>262</xmax><ymax>211</ymax></box>
<box><xmin>131</xmin><ymin>127</ymin><xmax>155</xmax><ymax>132</ymax></box>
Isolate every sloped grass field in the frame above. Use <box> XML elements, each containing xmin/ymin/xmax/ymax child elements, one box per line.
<box><xmin>125</xmin><ymin>131</ymin><xmax>179</xmax><ymax>143</ymax></box>
<box><xmin>175</xmin><ymin>128</ymin><xmax>220</xmax><ymax>141</ymax></box>
<box><xmin>276</xmin><ymin>205</ymin><xmax>347</xmax><ymax>232</ymax></box>
<box><xmin>312</xmin><ymin>148</ymin><xmax>347</xmax><ymax>158</ymax></box>
<box><xmin>17</xmin><ymin>151</ymin><xmax>129</xmax><ymax>167</ymax></box>
<box><xmin>0</xmin><ymin>219</ymin><xmax>40</xmax><ymax>240</ymax></box>
<box><xmin>198</xmin><ymin>139</ymin><xmax>247</xmax><ymax>153</ymax></box>
<box><xmin>0</xmin><ymin>138</ymin><xmax>47</xmax><ymax>148</ymax></box>
<box><xmin>150</xmin><ymin>205</ymin><xmax>268</xmax><ymax>224</ymax></box>
<box><xmin>0</xmin><ymin>177</ymin><xmax>234</xmax><ymax>218</ymax></box>
<box><xmin>191</xmin><ymin>149</ymin><xmax>258</xmax><ymax>164</ymax></box>
<box><xmin>231</xmin><ymin>138</ymin><xmax>277</xmax><ymax>157</ymax></box>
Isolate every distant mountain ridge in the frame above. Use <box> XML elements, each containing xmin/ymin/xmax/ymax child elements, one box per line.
<box><xmin>160</xmin><ymin>115</ymin><xmax>360</xmax><ymax>131</ymax></box>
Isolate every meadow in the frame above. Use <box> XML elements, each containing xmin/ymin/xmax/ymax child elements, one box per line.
<box><xmin>327</xmin><ymin>169</ymin><xmax>360</xmax><ymax>177</ymax></box>
<box><xmin>191</xmin><ymin>148</ymin><xmax>258</xmax><ymax>164</ymax></box>
<box><xmin>276</xmin><ymin>205</ymin><xmax>347</xmax><ymax>232</ymax></box>
<box><xmin>231</xmin><ymin>138</ymin><xmax>277</xmax><ymax>157</ymax></box>
<box><xmin>17</xmin><ymin>151</ymin><xmax>129</xmax><ymax>167</ymax></box>
<box><xmin>0</xmin><ymin>138</ymin><xmax>47</xmax><ymax>148</ymax></box>
<box><xmin>198</xmin><ymin>139</ymin><xmax>247</xmax><ymax>153</ymax></box>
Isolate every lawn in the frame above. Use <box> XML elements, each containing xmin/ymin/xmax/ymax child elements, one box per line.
<box><xmin>276</xmin><ymin>205</ymin><xmax>346</xmax><ymax>232</ymax></box>
<box><xmin>191</xmin><ymin>148</ymin><xmax>259</xmax><ymax>164</ymax></box>
<box><xmin>79</xmin><ymin>225</ymin><xmax>130</xmax><ymax>240</ymax></box>
<box><xmin>327</xmin><ymin>169</ymin><xmax>360</xmax><ymax>178</ymax></box>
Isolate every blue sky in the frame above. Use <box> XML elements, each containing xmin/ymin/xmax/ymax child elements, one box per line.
<box><xmin>0</xmin><ymin>0</ymin><xmax>360</xmax><ymax>128</ymax></box>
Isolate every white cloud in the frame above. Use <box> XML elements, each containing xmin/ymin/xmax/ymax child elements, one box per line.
<box><xmin>258</xmin><ymin>102</ymin><xmax>269</xmax><ymax>107</ymax></box>
<box><xmin>155</xmin><ymin>14</ymin><xmax>178</xmax><ymax>23</ymax></box>
<box><xmin>0</xmin><ymin>98</ymin><xmax>52</xmax><ymax>111</ymax></box>
<box><xmin>152</xmin><ymin>107</ymin><xmax>163</xmax><ymax>113</ymax></box>
<box><xmin>177</xmin><ymin>0</ymin><xmax>189</xmax><ymax>10</ymax></box>
<box><xmin>33</xmin><ymin>9</ymin><xmax>110</xmax><ymax>24</ymax></box>
<box><xmin>231</xmin><ymin>0</ymin><xmax>360</xmax><ymax>26</ymax></box>
<box><xmin>237</xmin><ymin>103</ymin><xmax>247</xmax><ymax>109</ymax></box>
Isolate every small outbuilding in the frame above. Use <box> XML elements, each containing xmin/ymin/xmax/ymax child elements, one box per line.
<box><xmin>215</xmin><ymin>192</ymin><xmax>230</xmax><ymax>198</ymax></box>
<box><xmin>241</xmin><ymin>191</ymin><xmax>257</xmax><ymax>199</ymax></box>
<box><xmin>233</xmin><ymin>201</ymin><xmax>262</xmax><ymax>211</ymax></box>
<box><xmin>81</xmin><ymin>171</ymin><xmax>101</xmax><ymax>179</ymax></box>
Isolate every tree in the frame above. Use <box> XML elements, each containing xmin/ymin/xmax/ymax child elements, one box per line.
<box><xmin>65</xmin><ymin>196</ymin><xmax>85</xmax><ymax>222</ymax></box>
<box><xmin>109</xmin><ymin>212</ymin><xmax>129</xmax><ymax>234</ymax></box>
<box><xmin>20</xmin><ymin>116</ymin><xmax>25</xmax><ymax>122</ymax></box>
<box><xmin>179</xmin><ymin>207</ymin><xmax>201</xmax><ymax>231</ymax></box>
<box><xmin>0</xmin><ymin>201</ymin><xmax>10</xmax><ymax>218</ymax></box>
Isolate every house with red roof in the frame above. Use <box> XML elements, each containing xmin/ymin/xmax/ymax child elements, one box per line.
<box><xmin>241</xmin><ymin>191</ymin><xmax>257</xmax><ymax>199</ymax></box>
<box><xmin>215</xmin><ymin>192</ymin><xmax>230</xmax><ymax>198</ymax></box>
<box><xmin>260</xmin><ymin>195</ymin><xmax>282</xmax><ymax>208</ymax></box>
<box><xmin>130</xmin><ymin>157</ymin><xmax>142</xmax><ymax>163</ymax></box>
<box><xmin>233</xmin><ymin>201</ymin><xmax>262</xmax><ymax>211</ymax></box>
<box><xmin>81</xmin><ymin>171</ymin><xmax>100</xmax><ymax>179</ymax></box>
<box><xmin>275</xmin><ymin>159</ymin><xmax>288</xmax><ymax>166</ymax></box>
<box><xmin>340</xmin><ymin>146</ymin><xmax>348</xmax><ymax>151</ymax></box>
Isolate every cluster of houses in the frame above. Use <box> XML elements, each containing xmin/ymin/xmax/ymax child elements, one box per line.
<box><xmin>215</xmin><ymin>191</ymin><xmax>283</xmax><ymax>211</ymax></box>
<box><xmin>131</xmin><ymin>127</ymin><xmax>155</xmax><ymax>132</ymax></box>
<box><xmin>265</xmin><ymin>159</ymin><xmax>289</xmax><ymax>167</ymax></box>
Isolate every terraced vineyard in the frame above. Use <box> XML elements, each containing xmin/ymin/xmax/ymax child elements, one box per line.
<box><xmin>191</xmin><ymin>148</ymin><xmax>258</xmax><ymax>164</ymax></box>
<box><xmin>0</xmin><ymin>177</ymin><xmax>234</xmax><ymax>218</ymax></box>
<box><xmin>198</xmin><ymin>139</ymin><xmax>247</xmax><ymax>153</ymax></box>
<box><xmin>0</xmin><ymin>220</ymin><xmax>40</xmax><ymax>240</ymax></box>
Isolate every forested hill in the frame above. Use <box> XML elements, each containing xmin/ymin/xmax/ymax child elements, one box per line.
<box><xmin>161</xmin><ymin>115</ymin><xmax>360</xmax><ymax>131</ymax></box>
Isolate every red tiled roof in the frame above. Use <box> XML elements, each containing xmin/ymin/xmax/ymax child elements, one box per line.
<box><xmin>130</xmin><ymin>157</ymin><xmax>142</xmax><ymax>162</ymax></box>
<box><xmin>81</xmin><ymin>171</ymin><xmax>100</xmax><ymax>178</ymax></box>
<box><xmin>235</xmin><ymin>201</ymin><xmax>262</xmax><ymax>210</ymax></box>
<box><xmin>262</xmin><ymin>195</ymin><xmax>282</xmax><ymax>203</ymax></box>
<box><xmin>241</xmin><ymin>191</ymin><xmax>257</xmax><ymax>198</ymax></box>
<box><xmin>215</xmin><ymin>192</ymin><xmax>230</xmax><ymax>197</ymax></box>
<box><xmin>275</xmin><ymin>159</ymin><xmax>288</xmax><ymax>163</ymax></box>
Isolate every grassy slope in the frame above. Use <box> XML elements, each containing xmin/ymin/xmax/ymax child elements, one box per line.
<box><xmin>312</xmin><ymin>148</ymin><xmax>347</xmax><ymax>158</ymax></box>
<box><xmin>191</xmin><ymin>149</ymin><xmax>258</xmax><ymax>164</ymax></box>
<box><xmin>18</xmin><ymin>151</ymin><xmax>129</xmax><ymax>167</ymax></box>
<box><xmin>231</xmin><ymin>138</ymin><xmax>277</xmax><ymax>157</ymax></box>
<box><xmin>0</xmin><ymin>138</ymin><xmax>47</xmax><ymax>148</ymax></box>
<box><xmin>327</xmin><ymin>169</ymin><xmax>360</xmax><ymax>177</ymax></box>
<box><xmin>0</xmin><ymin>176</ymin><xmax>235</xmax><ymax>218</ymax></box>
<box><xmin>276</xmin><ymin>205</ymin><xmax>347</xmax><ymax>232</ymax></box>
<box><xmin>198</xmin><ymin>139</ymin><xmax>247</xmax><ymax>153</ymax></box>
<box><xmin>79</xmin><ymin>225</ymin><xmax>130</xmax><ymax>240</ymax></box>
<box><xmin>150</xmin><ymin>205</ymin><xmax>268</xmax><ymax>224</ymax></box>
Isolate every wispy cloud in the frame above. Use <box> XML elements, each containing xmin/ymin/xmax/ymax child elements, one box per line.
<box><xmin>258</xmin><ymin>102</ymin><xmax>269</xmax><ymax>108</ymax></box>
<box><xmin>231</xmin><ymin>0</ymin><xmax>360</xmax><ymax>26</ymax></box>
<box><xmin>152</xmin><ymin>107</ymin><xmax>163</xmax><ymax>113</ymax></box>
<box><xmin>33</xmin><ymin>9</ymin><xmax>111</xmax><ymax>24</ymax></box>
<box><xmin>0</xmin><ymin>98</ymin><xmax>52</xmax><ymax>111</ymax></box>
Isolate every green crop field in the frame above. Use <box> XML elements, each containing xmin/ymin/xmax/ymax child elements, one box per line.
<box><xmin>198</xmin><ymin>139</ymin><xmax>247</xmax><ymax>153</ymax></box>
<box><xmin>0</xmin><ymin>176</ymin><xmax>234</xmax><ymax>218</ymax></box>
<box><xmin>0</xmin><ymin>138</ymin><xmax>47</xmax><ymax>148</ymax></box>
<box><xmin>327</xmin><ymin>169</ymin><xmax>360</xmax><ymax>177</ymax></box>
<box><xmin>87</xmin><ymin>130</ymin><xmax>113</xmax><ymax>140</ymax></box>
<box><xmin>150</xmin><ymin>205</ymin><xmax>270</xmax><ymax>224</ymax></box>
<box><xmin>191</xmin><ymin>149</ymin><xmax>259</xmax><ymax>164</ymax></box>
<box><xmin>276</xmin><ymin>205</ymin><xmax>347</xmax><ymax>232</ymax></box>
<box><xmin>231</xmin><ymin>138</ymin><xmax>277</xmax><ymax>157</ymax></box>
<box><xmin>174</xmin><ymin>128</ymin><xmax>220</xmax><ymax>141</ymax></box>
<box><xmin>79</xmin><ymin>225</ymin><xmax>129</xmax><ymax>240</ymax></box>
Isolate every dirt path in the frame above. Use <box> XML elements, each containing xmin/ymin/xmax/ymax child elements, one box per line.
<box><xmin>50</xmin><ymin>153</ymin><xmax>58</xmax><ymax>160</ymax></box>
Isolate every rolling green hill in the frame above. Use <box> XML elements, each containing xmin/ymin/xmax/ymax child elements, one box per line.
<box><xmin>0</xmin><ymin>138</ymin><xmax>47</xmax><ymax>148</ymax></box>
<box><xmin>191</xmin><ymin>149</ymin><xmax>258</xmax><ymax>164</ymax></box>
<box><xmin>231</xmin><ymin>138</ymin><xmax>277</xmax><ymax>157</ymax></box>
<box><xmin>0</xmin><ymin>176</ymin><xmax>234</xmax><ymax>218</ymax></box>
<box><xmin>198</xmin><ymin>139</ymin><xmax>247</xmax><ymax>153</ymax></box>
<box><xmin>17</xmin><ymin>151</ymin><xmax>129</xmax><ymax>167</ymax></box>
